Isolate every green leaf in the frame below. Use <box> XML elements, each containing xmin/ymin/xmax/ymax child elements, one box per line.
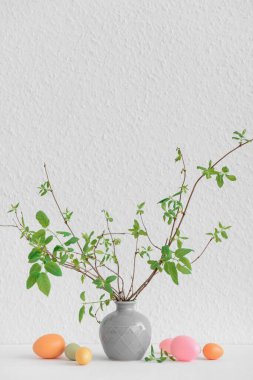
<box><xmin>80</xmin><ymin>291</ymin><xmax>86</xmax><ymax>301</ymax></box>
<box><xmin>95</xmin><ymin>250</ymin><xmax>104</xmax><ymax>255</ymax></box>
<box><xmin>29</xmin><ymin>263</ymin><xmax>41</xmax><ymax>274</ymax></box>
<box><xmin>105</xmin><ymin>275</ymin><xmax>117</xmax><ymax>284</ymax></box>
<box><xmin>60</xmin><ymin>253</ymin><xmax>68</xmax><ymax>264</ymax></box>
<box><xmin>216</xmin><ymin>174</ymin><xmax>224</xmax><ymax>188</ymax></box>
<box><xmin>28</xmin><ymin>248</ymin><xmax>42</xmax><ymax>263</ymax></box>
<box><xmin>8</xmin><ymin>202</ymin><xmax>20</xmax><ymax>213</ymax></box>
<box><xmin>79</xmin><ymin>305</ymin><xmax>85</xmax><ymax>322</ymax></box>
<box><xmin>221</xmin><ymin>230</ymin><xmax>228</xmax><ymax>239</ymax></box>
<box><xmin>38</xmin><ymin>181</ymin><xmax>51</xmax><ymax>196</ymax></box>
<box><xmin>175</xmin><ymin>147</ymin><xmax>182</xmax><ymax>162</ymax></box>
<box><xmin>45</xmin><ymin>235</ymin><xmax>53</xmax><ymax>245</ymax></box>
<box><xmin>177</xmin><ymin>263</ymin><xmax>191</xmax><ymax>274</ymax></box>
<box><xmin>179</xmin><ymin>257</ymin><xmax>192</xmax><ymax>270</ymax></box>
<box><xmin>161</xmin><ymin>245</ymin><xmax>172</xmax><ymax>260</ymax></box>
<box><xmin>177</xmin><ymin>239</ymin><xmax>183</xmax><ymax>249</ymax></box>
<box><xmin>103</xmin><ymin>283</ymin><xmax>113</xmax><ymax>294</ymax></box>
<box><xmin>37</xmin><ymin>272</ymin><xmax>51</xmax><ymax>296</ymax></box>
<box><xmin>226</xmin><ymin>174</ymin><xmax>236</xmax><ymax>181</ymax></box>
<box><xmin>36</xmin><ymin>211</ymin><xmax>50</xmax><ymax>228</ymax></box>
<box><xmin>63</xmin><ymin>208</ymin><xmax>73</xmax><ymax>222</ymax></box>
<box><xmin>148</xmin><ymin>260</ymin><xmax>163</xmax><ymax>272</ymax></box>
<box><xmin>65</xmin><ymin>237</ymin><xmax>79</xmax><ymax>246</ymax></box>
<box><xmin>89</xmin><ymin>306</ymin><xmax>95</xmax><ymax>317</ymax></box>
<box><xmin>26</xmin><ymin>272</ymin><xmax>39</xmax><ymax>289</ymax></box>
<box><xmin>175</xmin><ymin>248</ymin><xmax>193</xmax><ymax>259</ymax></box>
<box><xmin>53</xmin><ymin>245</ymin><xmax>64</xmax><ymax>253</ymax></box>
<box><xmin>93</xmin><ymin>278</ymin><xmax>104</xmax><ymax>288</ymax></box>
<box><xmin>164</xmin><ymin>262</ymin><xmax>178</xmax><ymax>285</ymax></box>
<box><xmin>45</xmin><ymin>261</ymin><xmax>62</xmax><ymax>276</ymax></box>
<box><xmin>157</xmin><ymin>357</ymin><xmax>167</xmax><ymax>363</ymax></box>
<box><xmin>56</xmin><ymin>231</ymin><xmax>71</xmax><ymax>237</ymax></box>
<box><xmin>31</xmin><ymin>229</ymin><xmax>46</xmax><ymax>244</ymax></box>
<box><xmin>222</xmin><ymin>166</ymin><xmax>229</xmax><ymax>173</ymax></box>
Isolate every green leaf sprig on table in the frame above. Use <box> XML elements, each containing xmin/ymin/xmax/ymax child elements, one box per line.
<box><xmin>144</xmin><ymin>345</ymin><xmax>176</xmax><ymax>363</ymax></box>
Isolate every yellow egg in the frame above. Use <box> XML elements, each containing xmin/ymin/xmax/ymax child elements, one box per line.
<box><xmin>75</xmin><ymin>347</ymin><xmax>93</xmax><ymax>365</ymax></box>
<box><xmin>33</xmin><ymin>333</ymin><xmax>65</xmax><ymax>359</ymax></box>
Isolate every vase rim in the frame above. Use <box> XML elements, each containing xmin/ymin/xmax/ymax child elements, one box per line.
<box><xmin>114</xmin><ymin>300</ymin><xmax>136</xmax><ymax>304</ymax></box>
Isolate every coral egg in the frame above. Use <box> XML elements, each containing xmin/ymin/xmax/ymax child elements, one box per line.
<box><xmin>33</xmin><ymin>334</ymin><xmax>65</xmax><ymax>359</ymax></box>
<box><xmin>170</xmin><ymin>336</ymin><xmax>200</xmax><ymax>361</ymax></box>
<box><xmin>75</xmin><ymin>347</ymin><xmax>93</xmax><ymax>365</ymax></box>
<box><xmin>203</xmin><ymin>343</ymin><xmax>224</xmax><ymax>360</ymax></box>
<box><xmin>159</xmin><ymin>338</ymin><xmax>173</xmax><ymax>354</ymax></box>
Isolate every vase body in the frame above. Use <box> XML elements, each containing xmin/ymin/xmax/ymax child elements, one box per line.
<box><xmin>99</xmin><ymin>301</ymin><xmax>151</xmax><ymax>361</ymax></box>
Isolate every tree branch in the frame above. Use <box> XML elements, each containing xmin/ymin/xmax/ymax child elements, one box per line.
<box><xmin>171</xmin><ymin>138</ymin><xmax>253</xmax><ymax>243</ymax></box>
<box><xmin>105</xmin><ymin>218</ymin><xmax>122</xmax><ymax>297</ymax></box>
<box><xmin>140</xmin><ymin>215</ymin><xmax>161</xmax><ymax>251</ymax></box>
<box><xmin>0</xmin><ymin>224</ymin><xmax>18</xmax><ymax>228</ymax></box>
<box><xmin>130</xmin><ymin>139</ymin><xmax>252</xmax><ymax>300</ymax></box>
<box><xmin>127</xmin><ymin>237</ymin><xmax>139</xmax><ymax>299</ymax></box>
<box><xmin>167</xmin><ymin>152</ymin><xmax>187</xmax><ymax>245</ymax></box>
<box><xmin>44</xmin><ymin>164</ymin><xmax>106</xmax><ymax>280</ymax></box>
<box><xmin>191</xmin><ymin>238</ymin><xmax>214</xmax><ymax>264</ymax></box>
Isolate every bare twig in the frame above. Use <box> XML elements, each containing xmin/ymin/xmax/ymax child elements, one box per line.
<box><xmin>191</xmin><ymin>238</ymin><xmax>214</xmax><ymax>264</ymax></box>
<box><xmin>140</xmin><ymin>215</ymin><xmax>161</xmax><ymax>251</ymax></box>
<box><xmin>94</xmin><ymin>304</ymin><xmax>101</xmax><ymax>324</ymax></box>
<box><xmin>44</xmin><ymin>163</ymin><xmax>82</xmax><ymax>252</ymax></box>
<box><xmin>130</xmin><ymin>270</ymin><xmax>159</xmax><ymax>300</ymax></box>
<box><xmin>0</xmin><ymin>224</ymin><xmax>18</xmax><ymax>228</ymax></box>
<box><xmin>127</xmin><ymin>237</ymin><xmax>139</xmax><ymax>299</ymax></box>
<box><xmin>103</xmin><ymin>232</ymin><xmax>131</xmax><ymax>236</ymax></box>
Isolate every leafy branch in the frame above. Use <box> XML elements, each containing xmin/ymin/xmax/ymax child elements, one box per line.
<box><xmin>128</xmin><ymin>130</ymin><xmax>252</xmax><ymax>300</ymax></box>
<box><xmin>1</xmin><ymin>129</ymin><xmax>252</xmax><ymax>320</ymax></box>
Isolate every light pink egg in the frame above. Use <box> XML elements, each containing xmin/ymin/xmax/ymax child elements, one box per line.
<box><xmin>170</xmin><ymin>336</ymin><xmax>200</xmax><ymax>361</ymax></box>
<box><xmin>159</xmin><ymin>338</ymin><xmax>173</xmax><ymax>354</ymax></box>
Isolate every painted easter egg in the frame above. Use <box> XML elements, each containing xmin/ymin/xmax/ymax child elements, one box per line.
<box><xmin>170</xmin><ymin>336</ymin><xmax>200</xmax><ymax>361</ymax></box>
<box><xmin>75</xmin><ymin>347</ymin><xmax>93</xmax><ymax>365</ymax></box>
<box><xmin>159</xmin><ymin>338</ymin><xmax>173</xmax><ymax>354</ymax></box>
<box><xmin>203</xmin><ymin>343</ymin><xmax>224</xmax><ymax>360</ymax></box>
<box><xmin>33</xmin><ymin>333</ymin><xmax>65</xmax><ymax>359</ymax></box>
<box><xmin>65</xmin><ymin>343</ymin><xmax>80</xmax><ymax>361</ymax></box>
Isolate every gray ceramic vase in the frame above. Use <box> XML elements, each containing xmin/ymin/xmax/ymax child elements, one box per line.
<box><xmin>99</xmin><ymin>301</ymin><xmax>151</xmax><ymax>361</ymax></box>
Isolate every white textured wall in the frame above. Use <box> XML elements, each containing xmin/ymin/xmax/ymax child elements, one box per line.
<box><xmin>0</xmin><ymin>0</ymin><xmax>253</xmax><ymax>345</ymax></box>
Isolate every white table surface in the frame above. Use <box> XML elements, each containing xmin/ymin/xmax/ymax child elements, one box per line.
<box><xmin>0</xmin><ymin>344</ymin><xmax>252</xmax><ymax>380</ymax></box>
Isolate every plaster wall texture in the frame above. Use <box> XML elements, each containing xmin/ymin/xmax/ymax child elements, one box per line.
<box><xmin>0</xmin><ymin>0</ymin><xmax>253</xmax><ymax>344</ymax></box>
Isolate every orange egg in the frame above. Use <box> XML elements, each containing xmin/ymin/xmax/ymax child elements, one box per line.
<box><xmin>33</xmin><ymin>334</ymin><xmax>65</xmax><ymax>359</ymax></box>
<box><xmin>203</xmin><ymin>343</ymin><xmax>224</xmax><ymax>360</ymax></box>
<box><xmin>75</xmin><ymin>347</ymin><xmax>93</xmax><ymax>365</ymax></box>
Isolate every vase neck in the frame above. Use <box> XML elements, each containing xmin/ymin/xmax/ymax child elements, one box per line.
<box><xmin>115</xmin><ymin>301</ymin><xmax>136</xmax><ymax>312</ymax></box>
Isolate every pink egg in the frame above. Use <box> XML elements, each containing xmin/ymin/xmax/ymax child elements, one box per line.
<box><xmin>159</xmin><ymin>338</ymin><xmax>173</xmax><ymax>354</ymax></box>
<box><xmin>170</xmin><ymin>336</ymin><xmax>200</xmax><ymax>362</ymax></box>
